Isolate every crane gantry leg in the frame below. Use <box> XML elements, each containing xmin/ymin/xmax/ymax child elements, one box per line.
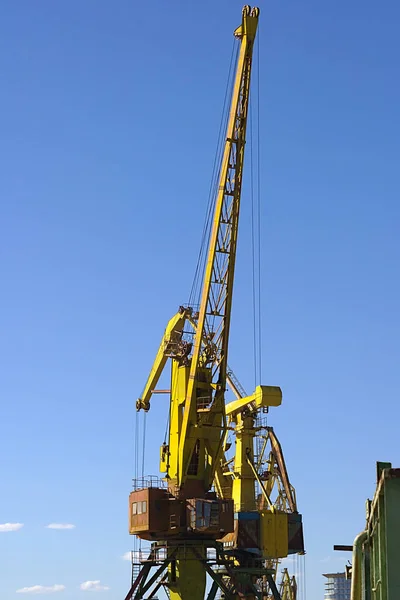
<box><xmin>123</xmin><ymin>542</ymin><xmax>284</xmax><ymax>600</ymax></box>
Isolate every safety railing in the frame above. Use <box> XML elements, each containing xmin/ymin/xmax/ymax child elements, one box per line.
<box><xmin>131</xmin><ymin>476</ymin><xmax>168</xmax><ymax>491</ymax></box>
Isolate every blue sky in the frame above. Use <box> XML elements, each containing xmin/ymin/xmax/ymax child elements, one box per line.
<box><xmin>1</xmin><ymin>1</ymin><xmax>400</xmax><ymax>599</ymax></box>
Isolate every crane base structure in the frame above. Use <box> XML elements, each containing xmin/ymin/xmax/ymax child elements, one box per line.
<box><xmin>123</xmin><ymin>541</ymin><xmax>283</xmax><ymax>600</ymax></box>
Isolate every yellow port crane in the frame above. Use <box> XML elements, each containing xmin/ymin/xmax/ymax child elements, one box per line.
<box><xmin>125</xmin><ymin>7</ymin><xmax>303</xmax><ymax>600</ymax></box>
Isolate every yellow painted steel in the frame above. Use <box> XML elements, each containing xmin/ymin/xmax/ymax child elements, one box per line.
<box><xmin>225</xmin><ymin>385</ymin><xmax>282</xmax><ymax>417</ymax></box>
<box><xmin>168</xmin><ymin>546</ymin><xmax>206</xmax><ymax>600</ymax></box>
<box><xmin>279</xmin><ymin>568</ymin><xmax>297</xmax><ymax>600</ymax></box>
<box><xmin>232</xmin><ymin>412</ymin><xmax>258</xmax><ymax>511</ymax></box>
<box><xmin>178</xmin><ymin>6</ymin><xmax>260</xmax><ymax>493</ymax></box>
<box><xmin>135</xmin><ymin>6</ymin><xmax>260</xmax><ymax>500</ymax></box>
<box><xmin>222</xmin><ymin>386</ymin><xmax>282</xmax><ymax>511</ymax></box>
<box><xmin>136</xmin><ymin>309</ymin><xmax>188</xmax><ymax>412</ymax></box>
<box><xmin>260</xmin><ymin>510</ymin><xmax>289</xmax><ymax>559</ymax></box>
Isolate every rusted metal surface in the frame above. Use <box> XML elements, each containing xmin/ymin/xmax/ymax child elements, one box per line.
<box><xmin>237</xmin><ymin>516</ymin><xmax>260</xmax><ymax>551</ymax></box>
<box><xmin>385</xmin><ymin>467</ymin><xmax>400</xmax><ymax>479</ymax></box>
<box><xmin>186</xmin><ymin>498</ymin><xmax>234</xmax><ymax>534</ymax></box>
<box><xmin>287</xmin><ymin>513</ymin><xmax>304</xmax><ymax>554</ymax></box>
<box><xmin>221</xmin><ymin>513</ymin><xmax>261</xmax><ymax>551</ymax></box>
<box><xmin>129</xmin><ymin>487</ymin><xmax>171</xmax><ymax>538</ymax></box>
<box><xmin>370</xmin><ymin>464</ymin><xmax>400</xmax><ymax>517</ymax></box>
<box><xmin>129</xmin><ymin>488</ymin><xmax>234</xmax><ymax>540</ymax></box>
<box><xmin>267</xmin><ymin>428</ymin><xmax>296</xmax><ymax>513</ymax></box>
<box><xmin>123</xmin><ymin>557</ymin><xmax>151</xmax><ymax>600</ymax></box>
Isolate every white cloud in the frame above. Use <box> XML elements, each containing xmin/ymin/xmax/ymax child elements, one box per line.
<box><xmin>0</xmin><ymin>522</ymin><xmax>23</xmax><ymax>532</ymax></box>
<box><xmin>320</xmin><ymin>555</ymin><xmax>348</xmax><ymax>564</ymax></box>
<box><xmin>320</xmin><ymin>556</ymin><xmax>332</xmax><ymax>563</ymax></box>
<box><xmin>80</xmin><ymin>581</ymin><xmax>110</xmax><ymax>592</ymax></box>
<box><xmin>122</xmin><ymin>549</ymin><xmax>151</xmax><ymax>562</ymax></box>
<box><xmin>281</xmin><ymin>557</ymin><xmax>295</xmax><ymax>564</ymax></box>
<box><xmin>45</xmin><ymin>524</ymin><xmax>76</xmax><ymax>530</ymax></box>
<box><xmin>16</xmin><ymin>584</ymin><xmax>65</xmax><ymax>594</ymax></box>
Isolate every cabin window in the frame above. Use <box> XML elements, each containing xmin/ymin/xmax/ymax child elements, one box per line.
<box><xmin>132</xmin><ymin>501</ymin><xmax>147</xmax><ymax>515</ymax></box>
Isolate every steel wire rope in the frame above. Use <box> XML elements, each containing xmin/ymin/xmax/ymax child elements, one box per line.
<box><xmin>299</xmin><ymin>556</ymin><xmax>304</xmax><ymax>600</ymax></box>
<box><xmin>131</xmin><ymin>409</ymin><xmax>139</xmax><ymax>566</ymax></box>
<box><xmin>138</xmin><ymin>410</ymin><xmax>147</xmax><ymax>555</ymax></box>
<box><xmin>163</xmin><ymin>405</ymin><xmax>170</xmax><ymax>446</ymax></box>
<box><xmin>250</xmin><ymin>87</ymin><xmax>258</xmax><ymax>389</ymax></box>
<box><xmin>299</xmin><ymin>554</ymin><xmax>302</xmax><ymax>600</ymax></box>
<box><xmin>251</xmin><ymin>27</ymin><xmax>265</xmax><ymax>486</ymax></box>
<box><xmin>250</xmin><ymin>76</ymin><xmax>261</xmax><ymax>499</ymax></box>
<box><xmin>133</xmin><ymin>410</ymin><xmax>140</xmax><ymax>561</ymax></box>
<box><xmin>209</xmin><ymin>43</ymin><xmax>239</xmax><ymax>337</ymax></box>
<box><xmin>189</xmin><ymin>39</ymin><xmax>239</xmax><ymax>308</ymax></box>
<box><xmin>134</xmin><ymin>410</ymin><xmax>139</xmax><ymax>482</ymax></box>
<box><xmin>251</xmin><ymin>30</ymin><xmax>263</xmax><ymax>389</ymax></box>
<box><xmin>256</xmin><ymin>30</ymin><xmax>262</xmax><ymax>386</ymax></box>
<box><xmin>141</xmin><ymin>411</ymin><xmax>147</xmax><ymax>478</ymax></box>
<box><xmin>296</xmin><ymin>554</ymin><xmax>300</xmax><ymax>599</ymax></box>
<box><xmin>301</xmin><ymin>555</ymin><xmax>304</xmax><ymax>600</ymax></box>
<box><xmin>189</xmin><ymin>40</ymin><xmax>236</xmax><ymax>306</ymax></box>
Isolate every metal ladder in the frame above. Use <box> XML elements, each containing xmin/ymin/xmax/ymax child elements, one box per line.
<box><xmin>131</xmin><ymin>554</ymin><xmax>141</xmax><ymax>587</ymax></box>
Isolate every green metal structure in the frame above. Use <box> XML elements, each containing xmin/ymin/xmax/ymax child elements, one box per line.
<box><xmin>350</xmin><ymin>462</ymin><xmax>400</xmax><ymax>600</ymax></box>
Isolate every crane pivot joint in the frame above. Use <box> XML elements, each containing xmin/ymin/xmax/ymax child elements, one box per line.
<box><xmin>136</xmin><ymin>398</ymin><xmax>150</xmax><ymax>412</ymax></box>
